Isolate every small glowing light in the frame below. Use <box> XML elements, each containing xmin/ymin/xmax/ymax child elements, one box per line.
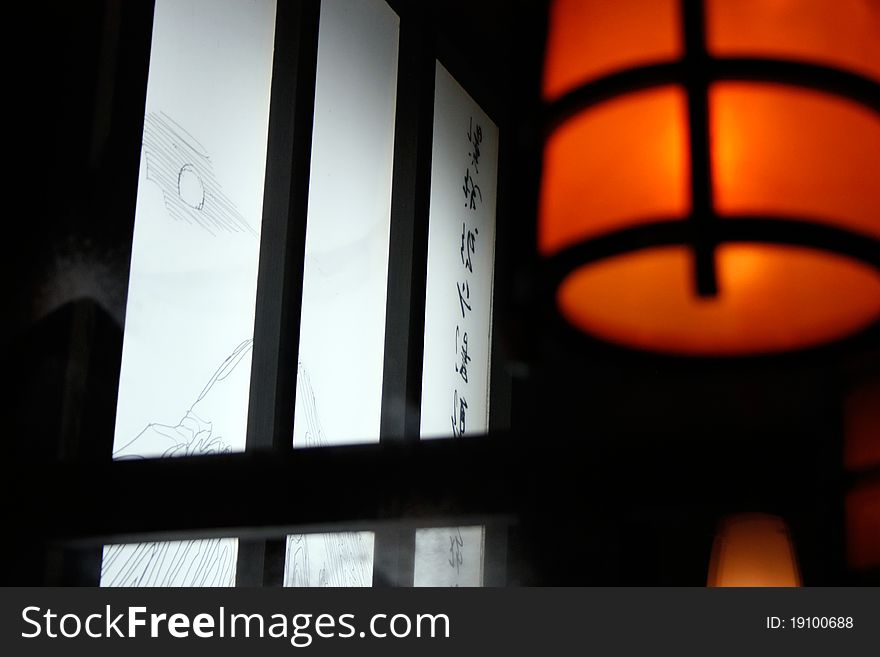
<box><xmin>707</xmin><ymin>513</ymin><xmax>801</xmax><ymax>587</ymax></box>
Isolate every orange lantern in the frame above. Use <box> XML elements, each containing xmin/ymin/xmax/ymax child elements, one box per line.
<box><xmin>539</xmin><ymin>0</ymin><xmax>880</xmax><ymax>355</ymax></box>
<box><xmin>707</xmin><ymin>513</ymin><xmax>801</xmax><ymax>586</ymax></box>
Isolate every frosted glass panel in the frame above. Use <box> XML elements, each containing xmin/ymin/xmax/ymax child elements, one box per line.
<box><xmin>102</xmin><ymin>539</ymin><xmax>237</xmax><ymax>587</ymax></box>
<box><xmin>285</xmin><ymin>0</ymin><xmax>399</xmax><ymax>587</ymax></box>
<box><xmin>104</xmin><ymin>0</ymin><xmax>277</xmax><ymax>587</ymax></box>
<box><xmin>416</xmin><ymin>63</ymin><xmax>498</xmax><ymax>587</ymax></box>
<box><xmin>292</xmin><ymin>0</ymin><xmax>399</xmax><ymax>450</ymax></box>
<box><xmin>414</xmin><ymin>526</ymin><xmax>485</xmax><ymax>587</ymax></box>
<box><xmin>420</xmin><ymin>63</ymin><xmax>498</xmax><ymax>440</ymax></box>
<box><xmin>284</xmin><ymin>532</ymin><xmax>375</xmax><ymax>587</ymax></box>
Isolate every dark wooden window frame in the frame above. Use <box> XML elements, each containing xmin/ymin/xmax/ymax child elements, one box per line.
<box><xmin>29</xmin><ymin>0</ymin><xmax>512</xmax><ymax>587</ymax></box>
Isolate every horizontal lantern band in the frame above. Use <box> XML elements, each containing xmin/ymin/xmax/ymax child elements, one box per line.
<box><xmin>538</xmin><ymin>85</ymin><xmax>692</xmax><ymax>256</ymax></box>
<box><xmin>552</xmin><ymin>243</ymin><xmax>880</xmax><ymax>356</ymax></box>
<box><xmin>710</xmin><ymin>83</ymin><xmax>880</xmax><ymax>241</ymax></box>
<box><xmin>542</xmin><ymin>217</ymin><xmax>880</xmax><ymax>354</ymax></box>
<box><xmin>543</xmin><ymin>216</ymin><xmax>880</xmax><ymax>292</ymax></box>
<box><xmin>541</xmin><ymin>0</ymin><xmax>683</xmax><ymax>102</ymax></box>
<box><xmin>543</xmin><ymin>57</ymin><xmax>880</xmax><ymax>136</ymax></box>
<box><xmin>704</xmin><ymin>0</ymin><xmax>880</xmax><ymax>87</ymax></box>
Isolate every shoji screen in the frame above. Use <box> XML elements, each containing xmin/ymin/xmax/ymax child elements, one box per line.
<box><xmin>416</xmin><ymin>62</ymin><xmax>499</xmax><ymax>586</ymax></box>
<box><xmin>104</xmin><ymin>0</ymin><xmax>278</xmax><ymax>586</ymax></box>
<box><xmin>285</xmin><ymin>0</ymin><xmax>400</xmax><ymax>587</ymax></box>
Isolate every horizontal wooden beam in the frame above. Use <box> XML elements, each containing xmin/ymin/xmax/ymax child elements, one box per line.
<box><xmin>5</xmin><ymin>430</ymin><xmax>825</xmax><ymax>548</ymax></box>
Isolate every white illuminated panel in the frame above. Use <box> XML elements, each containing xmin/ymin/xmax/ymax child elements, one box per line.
<box><xmin>285</xmin><ymin>0</ymin><xmax>399</xmax><ymax>586</ymax></box>
<box><xmin>414</xmin><ymin>526</ymin><xmax>485</xmax><ymax>587</ymax></box>
<box><xmin>102</xmin><ymin>539</ymin><xmax>237</xmax><ymax>587</ymax></box>
<box><xmin>415</xmin><ymin>63</ymin><xmax>499</xmax><ymax>587</ymax></box>
<box><xmin>292</xmin><ymin>0</ymin><xmax>399</xmax><ymax>448</ymax></box>
<box><xmin>103</xmin><ymin>0</ymin><xmax>277</xmax><ymax>587</ymax></box>
<box><xmin>284</xmin><ymin>532</ymin><xmax>375</xmax><ymax>587</ymax></box>
<box><xmin>420</xmin><ymin>63</ymin><xmax>498</xmax><ymax>441</ymax></box>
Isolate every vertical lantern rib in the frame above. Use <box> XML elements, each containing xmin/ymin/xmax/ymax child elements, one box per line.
<box><xmin>682</xmin><ymin>0</ymin><xmax>718</xmax><ymax>296</ymax></box>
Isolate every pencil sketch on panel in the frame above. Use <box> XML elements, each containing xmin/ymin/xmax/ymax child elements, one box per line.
<box><xmin>101</xmin><ymin>537</ymin><xmax>236</xmax><ymax>588</ymax></box>
<box><xmin>284</xmin><ymin>363</ymin><xmax>373</xmax><ymax>587</ymax></box>
<box><xmin>113</xmin><ymin>339</ymin><xmax>252</xmax><ymax>460</ymax></box>
<box><xmin>101</xmin><ymin>339</ymin><xmax>254</xmax><ymax>587</ymax></box>
<box><xmin>142</xmin><ymin>111</ymin><xmax>257</xmax><ymax>237</ymax></box>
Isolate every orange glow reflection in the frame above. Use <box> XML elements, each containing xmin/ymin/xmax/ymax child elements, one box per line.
<box><xmin>711</xmin><ymin>83</ymin><xmax>880</xmax><ymax>238</ymax></box>
<box><xmin>844</xmin><ymin>379</ymin><xmax>880</xmax><ymax>472</ymax></box>
<box><xmin>542</xmin><ymin>0</ymin><xmax>682</xmax><ymax>101</ymax></box>
<box><xmin>539</xmin><ymin>86</ymin><xmax>690</xmax><ymax>255</ymax></box>
<box><xmin>707</xmin><ymin>514</ymin><xmax>801</xmax><ymax>587</ymax></box>
<box><xmin>556</xmin><ymin>244</ymin><xmax>880</xmax><ymax>355</ymax></box>
<box><xmin>845</xmin><ymin>483</ymin><xmax>880</xmax><ymax>571</ymax></box>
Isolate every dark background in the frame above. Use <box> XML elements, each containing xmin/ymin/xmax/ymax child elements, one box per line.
<box><xmin>3</xmin><ymin>0</ymin><xmax>878</xmax><ymax>586</ymax></box>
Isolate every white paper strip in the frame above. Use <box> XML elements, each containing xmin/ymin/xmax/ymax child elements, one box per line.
<box><xmin>416</xmin><ymin>62</ymin><xmax>499</xmax><ymax>587</ymax></box>
<box><xmin>414</xmin><ymin>526</ymin><xmax>485</xmax><ymax>587</ymax></box>
<box><xmin>292</xmin><ymin>0</ymin><xmax>400</xmax><ymax>449</ymax></box>
<box><xmin>284</xmin><ymin>532</ymin><xmax>375</xmax><ymax>588</ymax></box>
<box><xmin>285</xmin><ymin>0</ymin><xmax>400</xmax><ymax>587</ymax></box>
<box><xmin>420</xmin><ymin>62</ymin><xmax>499</xmax><ymax>441</ymax></box>
<box><xmin>103</xmin><ymin>0</ymin><xmax>278</xmax><ymax>587</ymax></box>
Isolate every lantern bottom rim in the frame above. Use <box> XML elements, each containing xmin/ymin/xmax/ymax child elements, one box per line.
<box><xmin>556</xmin><ymin>243</ymin><xmax>880</xmax><ymax>356</ymax></box>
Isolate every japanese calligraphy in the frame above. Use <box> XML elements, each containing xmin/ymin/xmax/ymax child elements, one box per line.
<box><xmin>457</xmin><ymin>280</ymin><xmax>471</xmax><ymax>318</ymax></box>
<box><xmin>448</xmin><ymin>529</ymin><xmax>465</xmax><ymax>574</ymax></box>
<box><xmin>416</xmin><ymin>65</ymin><xmax>496</xmax><ymax>587</ymax></box>
<box><xmin>450</xmin><ymin>389</ymin><xmax>468</xmax><ymax>438</ymax></box>
<box><xmin>462</xmin><ymin>169</ymin><xmax>482</xmax><ymax>210</ymax></box>
<box><xmin>455</xmin><ymin>326</ymin><xmax>470</xmax><ymax>383</ymax></box>
<box><xmin>467</xmin><ymin>117</ymin><xmax>482</xmax><ymax>173</ymax></box>
<box><xmin>451</xmin><ymin>116</ymin><xmax>484</xmax><ymax>440</ymax></box>
<box><xmin>460</xmin><ymin>221</ymin><xmax>478</xmax><ymax>273</ymax></box>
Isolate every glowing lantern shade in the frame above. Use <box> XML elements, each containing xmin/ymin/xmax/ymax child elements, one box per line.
<box><xmin>539</xmin><ymin>0</ymin><xmax>880</xmax><ymax>355</ymax></box>
<box><xmin>707</xmin><ymin>514</ymin><xmax>801</xmax><ymax>587</ymax></box>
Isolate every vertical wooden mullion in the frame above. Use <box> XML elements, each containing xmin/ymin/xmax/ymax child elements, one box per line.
<box><xmin>236</xmin><ymin>0</ymin><xmax>322</xmax><ymax>587</ymax></box>
<box><xmin>51</xmin><ymin>0</ymin><xmax>157</xmax><ymax>587</ymax></box>
<box><xmin>373</xmin><ymin>3</ymin><xmax>436</xmax><ymax>588</ymax></box>
<box><xmin>484</xmin><ymin>106</ymin><xmax>511</xmax><ymax>588</ymax></box>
